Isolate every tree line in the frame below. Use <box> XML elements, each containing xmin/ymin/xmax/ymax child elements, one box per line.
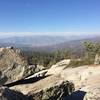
<box><xmin>23</xmin><ymin>50</ymin><xmax>71</xmax><ymax>68</ymax></box>
<box><xmin>23</xmin><ymin>41</ymin><xmax>100</xmax><ymax>68</ymax></box>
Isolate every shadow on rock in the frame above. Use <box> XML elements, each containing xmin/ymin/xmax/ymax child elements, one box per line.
<box><xmin>0</xmin><ymin>71</ymin><xmax>8</xmax><ymax>85</ymax></box>
<box><xmin>63</xmin><ymin>90</ymin><xmax>86</xmax><ymax>100</ymax></box>
<box><xmin>0</xmin><ymin>86</ymin><xmax>28</xmax><ymax>100</ymax></box>
<box><xmin>4</xmin><ymin>75</ymin><xmax>50</xmax><ymax>87</ymax></box>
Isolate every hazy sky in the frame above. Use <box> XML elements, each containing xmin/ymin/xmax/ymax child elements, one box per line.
<box><xmin>0</xmin><ymin>0</ymin><xmax>100</xmax><ymax>36</ymax></box>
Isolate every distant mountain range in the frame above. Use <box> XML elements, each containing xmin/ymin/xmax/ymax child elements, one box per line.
<box><xmin>0</xmin><ymin>34</ymin><xmax>100</xmax><ymax>52</ymax></box>
<box><xmin>0</xmin><ymin>35</ymin><xmax>66</xmax><ymax>46</ymax></box>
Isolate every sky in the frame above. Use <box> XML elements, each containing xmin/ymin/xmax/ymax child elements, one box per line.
<box><xmin>0</xmin><ymin>0</ymin><xmax>100</xmax><ymax>36</ymax></box>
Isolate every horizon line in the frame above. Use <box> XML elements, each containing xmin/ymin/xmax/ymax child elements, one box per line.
<box><xmin>0</xmin><ymin>32</ymin><xmax>100</xmax><ymax>38</ymax></box>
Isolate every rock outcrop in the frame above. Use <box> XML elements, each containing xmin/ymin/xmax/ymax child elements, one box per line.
<box><xmin>0</xmin><ymin>49</ymin><xmax>75</xmax><ymax>100</ymax></box>
<box><xmin>9</xmin><ymin>59</ymin><xmax>74</xmax><ymax>100</ymax></box>
<box><xmin>60</xmin><ymin>64</ymin><xmax>100</xmax><ymax>100</ymax></box>
<box><xmin>28</xmin><ymin>81</ymin><xmax>74</xmax><ymax>100</ymax></box>
<box><xmin>0</xmin><ymin>86</ymin><xmax>28</xmax><ymax>100</ymax></box>
<box><xmin>10</xmin><ymin>75</ymin><xmax>74</xmax><ymax>100</ymax></box>
<box><xmin>46</xmin><ymin>60</ymin><xmax>100</xmax><ymax>100</ymax></box>
<box><xmin>0</xmin><ymin>47</ymin><xmax>31</xmax><ymax>85</ymax></box>
<box><xmin>46</xmin><ymin>59</ymin><xmax>71</xmax><ymax>75</ymax></box>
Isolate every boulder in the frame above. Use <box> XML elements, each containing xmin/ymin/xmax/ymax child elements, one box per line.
<box><xmin>46</xmin><ymin>59</ymin><xmax>71</xmax><ymax>75</ymax></box>
<box><xmin>10</xmin><ymin>75</ymin><xmax>75</xmax><ymax>100</ymax></box>
<box><xmin>0</xmin><ymin>86</ymin><xmax>28</xmax><ymax>100</ymax></box>
<box><xmin>0</xmin><ymin>47</ymin><xmax>32</xmax><ymax>85</ymax></box>
<box><xmin>28</xmin><ymin>81</ymin><xmax>74</xmax><ymax>100</ymax></box>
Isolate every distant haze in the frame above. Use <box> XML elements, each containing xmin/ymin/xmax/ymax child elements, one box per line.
<box><xmin>0</xmin><ymin>33</ymin><xmax>99</xmax><ymax>47</ymax></box>
<box><xmin>0</xmin><ymin>32</ymin><xmax>100</xmax><ymax>38</ymax></box>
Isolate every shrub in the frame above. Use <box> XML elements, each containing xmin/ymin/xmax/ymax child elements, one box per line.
<box><xmin>68</xmin><ymin>58</ymin><xmax>94</xmax><ymax>68</ymax></box>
